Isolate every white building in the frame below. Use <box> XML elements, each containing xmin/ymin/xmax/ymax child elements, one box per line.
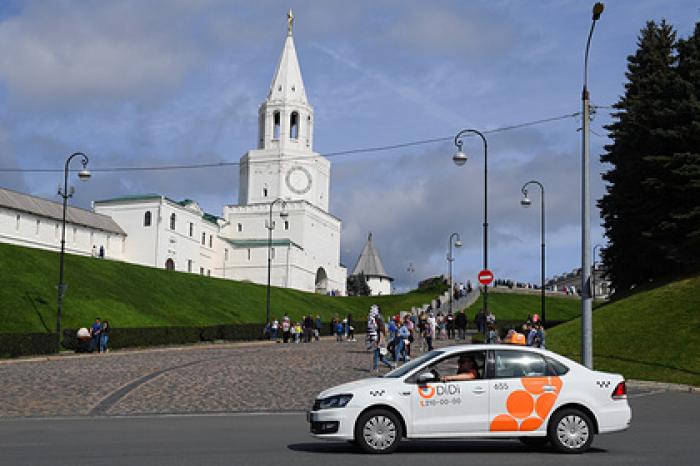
<box><xmin>93</xmin><ymin>195</ymin><xmax>223</xmax><ymax>277</ymax></box>
<box><xmin>218</xmin><ymin>20</ymin><xmax>345</xmax><ymax>294</ymax></box>
<box><xmin>0</xmin><ymin>186</ymin><xmax>125</xmax><ymax>259</ymax></box>
<box><xmin>350</xmin><ymin>233</ymin><xmax>393</xmax><ymax>296</ymax></box>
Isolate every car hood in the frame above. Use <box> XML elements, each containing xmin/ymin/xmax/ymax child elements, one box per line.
<box><xmin>318</xmin><ymin>377</ymin><xmax>385</xmax><ymax>399</ymax></box>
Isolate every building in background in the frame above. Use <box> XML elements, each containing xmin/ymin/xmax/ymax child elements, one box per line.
<box><xmin>546</xmin><ymin>265</ymin><xmax>612</xmax><ymax>300</ymax></box>
<box><xmin>350</xmin><ymin>233</ymin><xmax>393</xmax><ymax>296</ymax></box>
<box><xmin>0</xmin><ymin>187</ymin><xmax>125</xmax><ymax>259</ymax></box>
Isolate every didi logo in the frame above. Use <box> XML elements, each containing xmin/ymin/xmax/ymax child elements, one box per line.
<box><xmin>418</xmin><ymin>385</ymin><xmax>436</xmax><ymax>399</ymax></box>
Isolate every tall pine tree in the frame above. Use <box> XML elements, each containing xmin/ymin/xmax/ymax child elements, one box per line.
<box><xmin>599</xmin><ymin>21</ymin><xmax>683</xmax><ymax>292</ymax></box>
<box><xmin>670</xmin><ymin>23</ymin><xmax>700</xmax><ymax>272</ymax></box>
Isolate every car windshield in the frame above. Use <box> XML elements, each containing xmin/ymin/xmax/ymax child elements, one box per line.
<box><xmin>383</xmin><ymin>350</ymin><xmax>444</xmax><ymax>378</ymax></box>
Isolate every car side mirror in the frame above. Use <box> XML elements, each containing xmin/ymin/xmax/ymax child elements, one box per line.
<box><xmin>417</xmin><ymin>372</ymin><xmax>435</xmax><ymax>384</ymax></box>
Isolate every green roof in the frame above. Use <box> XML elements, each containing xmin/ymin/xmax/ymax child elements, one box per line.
<box><xmin>202</xmin><ymin>213</ymin><xmax>220</xmax><ymax>225</ymax></box>
<box><xmin>221</xmin><ymin>238</ymin><xmax>302</xmax><ymax>250</ymax></box>
<box><xmin>94</xmin><ymin>194</ymin><xmax>162</xmax><ymax>204</ymax></box>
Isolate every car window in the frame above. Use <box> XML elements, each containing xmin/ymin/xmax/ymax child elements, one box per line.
<box><xmin>494</xmin><ymin>350</ymin><xmax>548</xmax><ymax>378</ymax></box>
<box><xmin>428</xmin><ymin>351</ymin><xmax>486</xmax><ymax>380</ymax></box>
<box><xmin>384</xmin><ymin>350</ymin><xmax>443</xmax><ymax>378</ymax></box>
<box><xmin>545</xmin><ymin>356</ymin><xmax>570</xmax><ymax>376</ymax></box>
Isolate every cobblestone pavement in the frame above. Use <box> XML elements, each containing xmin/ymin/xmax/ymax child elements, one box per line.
<box><xmin>0</xmin><ymin>337</ymin><xmax>460</xmax><ymax>418</ymax></box>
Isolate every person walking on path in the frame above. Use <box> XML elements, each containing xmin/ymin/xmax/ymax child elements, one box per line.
<box><xmin>99</xmin><ymin>320</ymin><xmax>110</xmax><ymax>353</ymax></box>
<box><xmin>346</xmin><ymin>313</ymin><xmax>355</xmax><ymax>341</ymax></box>
<box><xmin>475</xmin><ymin>309</ymin><xmax>486</xmax><ymax>335</ymax></box>
<box><xmin>455</xmin><ymin>310</ymin><xmax>467</xmax><ymax>340</ymax></box>
<box><xmin>446</xmin><ymin>310</ymin><xmax>455</xmax><ymax>340</ymax></box>
<box><xmin>426</xmin><ymin>313</ymin><xmax>436</xmax><ymax>351</ymax></box>
<box><xmin>271</xmin><ymin>319</ymin><xmax>279</xmax><ymax>342</ymax></box>
<box><xmin>303</xmin><ymin>315</ymin><xmax>314</xmax><ymax>343</ymax></box>
<box><xmin>367</xmin><ymin>305</ymin><xmax>393</xmax><ymax>372</ymax></box>
<box><xmin>90</xmin><ymin>318</ymin><xmax>102</xmax><ymax>353</ymax></box>
<box><xmin>281</xmin><ymin>315</ymin><xmax>291</xmax><ymax>343</ymax></box>
<box><xmin>314</xmin><ymin>315</ymin><xmax>322</xmax><ymax>341</ymax></box>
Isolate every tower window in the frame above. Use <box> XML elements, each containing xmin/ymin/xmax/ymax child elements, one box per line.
<box><xmin>273</xmin><ymin>111</ymin><xmax>281</xmax><ymax>139</ymax></box>
<box><xmin>237</xmin><ymin>223</ymin><xmax>243</xmax><ymax>232</ymax></box>
<box><xmin>284</xmin><ymin>221</ymin><xmax>289</xmax><ymax>230</ymax></box>
<box><xmin>189</xmin><ymin>223</ymin><xmax>194</xmax><ymax>237</ymax></box>
<box><xmin>306</xmin><ymin>116</ymin><xmax>311</xmax><ymax>145</ymax></box>
<box><xmin>290</xmin><ymin>112</ymin><xmax>299</xmax><ymax>139</ymax></box>
<box><xmin>209</xmin><ymin>235</ymin><xmax>212</xmax><ymax>248</ymax></box>
<box><xmin>144</xmin><ymin>211</ymin><xmax>152</xmax><ymax>227</ymax></box>
<box><xmin>247</xmin><ymin>248</ymin><xmax>251</xmax><ymax>261</ymax></box>
<box><xmin>15</xmin><ymin>214</ymin><xmax>20</xmax><ymax>231</ymax></box>
<box><xmin>170</xmin><ymin>213</ymin><xmax>176</xmax><ymax>230</ymax></box>
<box><xmin>201</xmin><ymin>232</ymin><xmax>206</xmax><ymax>245</ymax></box>
<box><xmin>263</xmin><ymin>187</ymin><xmax>268</xmax><ymax>197</ymax></box>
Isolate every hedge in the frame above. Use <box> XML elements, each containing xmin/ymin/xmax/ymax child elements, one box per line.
<box><xmin>0</xmin><ymin>332</ymin><xmax>58</xmax><ymax>357</ymax></box>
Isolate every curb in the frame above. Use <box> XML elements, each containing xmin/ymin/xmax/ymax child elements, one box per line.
<box><xmin>627</xmin><ymin>379</ymin><xmax>700</xmax><ymax>393</ymax></box>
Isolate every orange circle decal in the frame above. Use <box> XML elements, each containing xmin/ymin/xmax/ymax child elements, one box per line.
<box><xmin>490</xmin><ymin>414</ymin><xmax>518</xmax><ymax>431</ymax></box>
<box><xmin>418</xmin><ymin>385</ymin><xmax>436</xmax><ymax>399</ymax></box>
<box><xmin>519</xmin><ymin>416</ymin><xmax>544</xmax><ymax>431</ymax></box>
<box><xmin>506</xmin><ymin>390</ymin><xmax>534</xmax><ymax>419</ymax></box>
<box><xmin>522</xmin><ymin>377</ymin><xmax>548</xmax><ymax>395</ymax></box>
<box><xmin>535</xmin><ymin>392</ymin><xmax>557</xmax><ymax>419</ymax></box>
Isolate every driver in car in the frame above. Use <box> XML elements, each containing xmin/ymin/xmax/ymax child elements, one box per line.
<box><xmin>440</xmin><ymin>354</ymin><xmax>478</xmax><ymax>382</ymax></box>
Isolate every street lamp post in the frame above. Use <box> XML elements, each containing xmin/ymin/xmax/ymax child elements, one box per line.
<box><xmin>447</xmin><ymin>233</ymin><xmax>462</xmax><ymax>315</ymax></box>
<box><xmin>56</xmin><ymin>152</ymin><xmax>91</xmax><ymax>351</ymax></box>
<box><xmin>266</xmin><ymin>198</ymin><xmax>288</xmax><ymax>326</ymax></box>
<box><xmin>521</xmin><ymin>181</ymin><xmax>546</xmax><ymax>324</ymax></box>
<box><xmin>581</xmin><ymin>2</ymin><xmax>604</xmax><ymax>369</ymax></box>
<box><xmin>452</xmin><ymin>129</ymin><xmax>489</xmax><ymax>314</ymax></box>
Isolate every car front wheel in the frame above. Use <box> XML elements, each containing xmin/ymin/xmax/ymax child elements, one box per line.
<box><xmin>548</xmin><ymin>408</ymin><xmax>595</xmax><ymax>453</ymax></box>
<box><xmin>354</xmin><ymin>409</ymin><xmax>402</xmax><ymax>454</ymax></box>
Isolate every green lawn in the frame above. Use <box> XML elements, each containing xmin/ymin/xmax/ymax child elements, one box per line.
<box><xmin>0</xmin><ymin>242</ymin><xmax>443</xmax><ymax>333</ymax></box>
<box><xmin>547</xmin><ymin>275</ymin><xmax>700</xmax><ymax>387</ymax></box>
<box><xmin>466</xmin><ymin>290</ymin><xmax>581</xmax><ymax>322</ymax></box>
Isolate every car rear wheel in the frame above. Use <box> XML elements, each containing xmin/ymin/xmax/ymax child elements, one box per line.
<box><xmin>548</xmin><ymin>408</ymin><xmax>595</xmax><ymax>453</ymax></box>
<box><xmin>354</xmin><ymin>409</ymin><xmax>402</xmax><ymax>454</ymax></box>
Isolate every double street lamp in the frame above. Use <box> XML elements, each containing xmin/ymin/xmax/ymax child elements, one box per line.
<box><xmin>266</xmin><ymin>198</ymin><xmax>288</xmax><ymax>326</ymax></box>
<box><xmin>447</xmin><ymin>232</ymin><xmax>463</xmax><ymax>315</ymax></box>
<box><xmin>56</xmin><ymin>152</ymin><xmax>91</xmax><ymax>351</ymax></box>
<box><xmin>581</xmin><ymin>2</ymin><xmax>605</xmax><ymax>369</ymax></box>
<box><xmin>520</xmin><ymin>180</ymin><xmax>546</xmax><ymax>324</ymax></box>
<box><xmin>452</xmin><ymin>129</ymin><xmax>489</xmax><ymax>313</ymax></box>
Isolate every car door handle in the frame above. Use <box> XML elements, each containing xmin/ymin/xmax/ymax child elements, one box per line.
<box><xmin>472</xmin><ymin>387</ymin><xmax>486</xmax><ymax>394</ymax></box>
<box><xmin>543</xmin><ymin>385</ymin><xmax>556</xmax><ymax>392</ymax></box>
<box><xmin>399</xmin><ymin>391</ymin><xmax>411</xmax><ymax>396</ymax></box>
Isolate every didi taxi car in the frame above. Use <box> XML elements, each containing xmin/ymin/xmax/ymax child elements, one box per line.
<box><xmin>308</xmin><ymin>345</ymin><xmax>630</xmax><ymax>454</ymax></box>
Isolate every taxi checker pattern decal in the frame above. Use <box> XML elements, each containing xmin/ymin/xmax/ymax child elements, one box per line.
<box><xmin>490</xmin><ymin>376</ymin><xmax>563</xmax><ymax>432</ymax></box>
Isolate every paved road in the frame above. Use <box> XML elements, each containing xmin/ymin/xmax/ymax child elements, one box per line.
<box><xmin>0</xmin><ymin>391</ymin><xmax>697</xmax><ymax>466</ymax></box>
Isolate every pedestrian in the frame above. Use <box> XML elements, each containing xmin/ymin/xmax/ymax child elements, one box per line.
<box><xmin>100</xmin><ymin>320</ymin><xmax>110</xmax><ymax>353</ymax></box>
<box><xmin>346</xmin><ymin>313</ymin><xmax>355</xmax><ymax>341</ymax></box>
<box><xmin>282</xmin><ymin>315</ymin><xmax>291</xmax><ymax>343</ymax></box>
<box><xmin>303</xmin><ymin>315</ymin><xmax>314</xmax><ymax>343</ymax></box>
<box><xmin>336</xmin><ymin>320</ymin><xmax>344</xmax><ymax>342</ymax></box>
<box><xmin>486</xmin><ymin>323</ymin><xmax>499</xmax><ymax>344</ymax></box>
<box><xmin>330</xmin><ymin>315</ymin><xmax>338</xmax><ymax>337</ymax></box>
<box><xmin>395</xmin><ymin>320</ymin><xmax>411</xmax><ymax>363</ymax></box>
<box><xmin>426</xmin><ymin>313</ymin><xmax>436</xmax><ymax>351</ymax></box>
<box><xmin>535</xmin><ymin>322</ymin><xmax>546</xmax><ymax>349</ymax></box>
<box><xmin>475</xmin><ymin>309</ymin><xmax>486</xmax><ymax>335</ymax></box>
<box><xmin>91</xmin><ymin>244</ymin><xmax>97</xmax><ymax>257</ymax></box>
<box><xmin>90</xmin><ymin>317</ymin><xmax>102</xmax><ymax>353</ymax></box>
<box><xmin>367</xmin><ymin>305</ymin><xmax>393</xmax><ymax>372</ymax></box>
<box><xmin>271</xmin><ymin>319</ymin><xmax>279</xmax><ymax>342</ymax></box>
<box><xmin>446</xmin><ymin>310</ymin><xmax>455</xmax><ymax>339</ymax></box>
<box><xmin>455</xmin><ymin>310</ymin><xmax>467</xmax><ymax>340</ymax></box>
<box><xmin>314</xmin><ymin>315</ymin><xmax>322</xmax><ymax>341</ymax></box>
<box><xmin>99</xmin><ymin>245</ymin><xmax>105</xmax><ymax>259</ymax></box>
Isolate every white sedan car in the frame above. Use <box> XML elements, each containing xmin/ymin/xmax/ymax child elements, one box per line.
<box><xmin>308</xmin><ymin>344</ymin><xmax>631</xmax><ymax>454</ymax></box>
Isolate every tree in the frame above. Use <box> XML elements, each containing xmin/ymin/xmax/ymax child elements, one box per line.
<box><xmin>598</xmin><ymin>21</ymin><xmax>677</xmax><ymax>291</ymax></box>
<box><xmin>347</xmin><ymin>273</ymin><xmax>371</xmax><ymax>296</ymax></box>
<box><xmin>599</xmin><ymin>21</ymin><xmax>700</xmax><ymax>293</ymax></box>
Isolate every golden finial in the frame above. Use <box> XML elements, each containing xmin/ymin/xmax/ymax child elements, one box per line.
<box><xmin>287</xmin><ymin>9</ymin><xmax>294</xmax><ymax>36</ymax></box>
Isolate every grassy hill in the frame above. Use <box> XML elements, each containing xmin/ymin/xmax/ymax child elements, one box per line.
<box><xmin>466</xmin><ymin>290</ymin><xmax>581</xmax><ymax>322</ymax></box>
<box><xmin>0</xmin><ymin>242</ymin><xmax>443</xmax><ymax>333</ymax></box>
<box><xmin>548</xmin><ymin>275</ymin><xmax>700</xmax><ymax>387</ymax></box>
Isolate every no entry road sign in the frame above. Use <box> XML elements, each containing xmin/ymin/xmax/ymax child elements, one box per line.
<box><xmin>477</xmin><ymin>269</ymin><xmax>494</xmax><ymax>286</ymax></box>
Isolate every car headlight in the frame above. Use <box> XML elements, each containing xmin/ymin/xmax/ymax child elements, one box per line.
<box><xmin>317</xmin><ymin>394</ymin><xmax>353</xmax><ymax>409</ymax></box>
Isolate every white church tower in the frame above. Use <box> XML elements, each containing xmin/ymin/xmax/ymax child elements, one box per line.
<box><xmin>221</xmin><ymin>11</ymin><xmax>346</xmax><ymax>294</ymax></box>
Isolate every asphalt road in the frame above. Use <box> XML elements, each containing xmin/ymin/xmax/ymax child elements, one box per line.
<box><xmin>0</xmin><ymin>391</ymin><xmax>697</xmax><ymax>466</ymax></box>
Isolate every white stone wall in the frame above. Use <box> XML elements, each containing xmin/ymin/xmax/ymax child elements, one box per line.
<box><xmin>0</xmin><ymin>206</ymin><xmax>125</xmax><ymax>259</ymax></box>
<box><xmin>367</xmin><ymin>276</ymin><xmax>392</xmax><ymax>296</ymax></box>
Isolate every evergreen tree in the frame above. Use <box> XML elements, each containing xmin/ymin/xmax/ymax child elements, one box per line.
<box><xmin>670</xmin><ymin>23</ymin><xmax>700</xmax><ymax>272</ymax></box>
<box><xmin>346</xmin><ymin>273</ymin><xmax>371</xmax><ymax>296</ymax></box>
<box><xmin>599</xmin><ymin>21</ymin><xmax>683</xmax><ymax>292</ymax></box>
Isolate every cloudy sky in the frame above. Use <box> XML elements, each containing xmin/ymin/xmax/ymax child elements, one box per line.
<box><xmin>0</xmin><ymin>0</ymin><xmax>697</xmax><ymax>291</ymax></box>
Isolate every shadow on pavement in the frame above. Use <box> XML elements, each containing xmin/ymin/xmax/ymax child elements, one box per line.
<box><xmin>288</xmin><ymin>440</ymin><xmax>607</xmax><ymax>455</ymax></box>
